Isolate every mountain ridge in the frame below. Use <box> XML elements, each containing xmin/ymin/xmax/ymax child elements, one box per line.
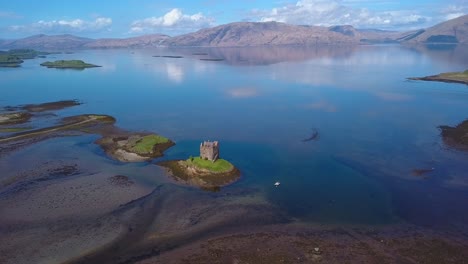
<box><xmin>1</xmin><ymin>15</ymin><xmax>466</xmax><ymax>49</ymax></box>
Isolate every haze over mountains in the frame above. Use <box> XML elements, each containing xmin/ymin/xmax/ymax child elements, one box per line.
<box><xmin>1</xmin><ymin>15</ymin><xmax>466</xmax><ymax>49</ymax></box>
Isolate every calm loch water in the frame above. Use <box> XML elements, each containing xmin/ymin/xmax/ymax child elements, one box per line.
<box><xmin>1</xmin><ymin>44</ymin><xmax>468</xmax><ymax>229</ymax></box>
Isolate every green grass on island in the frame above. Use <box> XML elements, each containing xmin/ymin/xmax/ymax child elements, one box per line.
<box><xmin>130</xmin><ymin>134</ymin><xmax>170</xmax><ymax>155</ymax></box>
<box><xmin>0</xmin><ymin>49</ymin><xmax>51</xmax><ymax>67</ymax></box>
<box><xmin>186</xmin><ymin>157</ymin><xmax>234</xmax><ymax>173</ymax></box>
<box><xmin>40</xmin><ymin>60</ymin><xmax>101</xmax><ymax>69</ymax></box>
<box><xmin>438</xmin><ymin>70</ymin><xmax>468</xmax><ymax>80</ymax></box>
<box><xmin>0</xmin><ymin>54</ymin><xmax>24</xmax><ymax>67</ymax></box>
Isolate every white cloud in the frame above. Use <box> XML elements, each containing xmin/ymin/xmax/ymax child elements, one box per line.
<box><xmin>441</xmin><ymin>5</ymin><xmax>467</xmax><ymax>20</ymax></box>
<box><xmin>9</xmin><ymin>17</ymin><xmax>112</xmax><ymax>34</ymax></box>
<box><xmin>251</xmin><ymin>0</ymin><xmax>430</xmax><ymax>30</ymax></box>
<box><xmin>130</xmin><ymin>8</ymin><xmax>214</xmax><ymax>35</ymax></box>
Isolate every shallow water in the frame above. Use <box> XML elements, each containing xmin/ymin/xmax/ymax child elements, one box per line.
<box><xmin>1</xmin><ymin>44</ymin><xmax>468</xmax><ymax>231</ymax></box>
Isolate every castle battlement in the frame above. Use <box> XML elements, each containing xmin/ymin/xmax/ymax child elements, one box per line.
<box><xmin>200</xmin><ymin>140</ymin><xmax>219</xmax><ymax>162</ymax></box>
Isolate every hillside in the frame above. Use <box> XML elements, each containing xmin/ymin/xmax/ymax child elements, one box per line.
<box><xmin>2</xmin><ymin>34</ymin><xmax>93</xmax><ymax>50</ymax></box>
<box><xmin>404</xmin><ymin>14</ymin><xmax>468</xmax><ymax>43</ymax></box>
<box><xmin>164</xmin><ymin>22</ymin><xmax>401</xmax><ymax>47</ymax></box>
<box><xmin>83</xmin><ymin>34</ymin><xmax>169</xmax><ymax>48</ymax></box>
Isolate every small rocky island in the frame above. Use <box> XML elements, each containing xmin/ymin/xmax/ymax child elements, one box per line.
<box><xmin>40</xmin><ymin>60</ymin><xmax>101</xmax><ymax>69</ymax></box>
<box><xmin>96</xmin><ymin>134</ymin><xmax>175</xmax><ymax>162</ymax></box>
<box><xmin>159</xmin><ymin>141</ymin><xmax>240</xmax><ymax>190</ymax></box>
<box><xmin>409</xmin><ymin>69</ymin><xmax>468</xmax><ymax>85</ymax></box>
<box><xmin>439</xmin><ymin>119</ymin><xmax>468</xmax><ymax>150</ymax></box>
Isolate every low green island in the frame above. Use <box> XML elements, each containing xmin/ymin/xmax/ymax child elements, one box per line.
<box><xmin>409</xmin><ymin>69</ymin><xmax>468</xmax><ymax>85</ymax></box>
<box><xmin>158</xmin><ymin>156</ymin><xmax>240</xmax><ymax>190</ymax></box>
<box><xmin>0</xmin><ymin>49</ymin><xmax>50</xmax><ymax>67</ymax></box>
<box><xmin>40</xmin><ymin>60</ymin><xmax>101</xmax><ymax>69</ymax></box>
<box><xmin>96</xmin><ymin>133</ymin><xmax>175</xmax><ymax>162</ymax></box>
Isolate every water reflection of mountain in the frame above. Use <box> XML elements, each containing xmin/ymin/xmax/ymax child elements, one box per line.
<box><xmin>405</xmin><ymin>44</ymin><xmax>468</xmax><ymax>68</ymax></box>
<box><xmin>175</xmin><ymin>45</ymin><xmax>358</xmax><ymax>66</ymax></box>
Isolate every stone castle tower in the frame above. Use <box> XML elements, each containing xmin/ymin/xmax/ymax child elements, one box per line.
<box><xmin>200</xmin><ymin>141</ymin><xmax>219</xmax><ymax>162</ymax></box>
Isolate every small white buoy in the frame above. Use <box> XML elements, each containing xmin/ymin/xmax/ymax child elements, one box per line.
<box><xmin>274</xmin><ymin>181</ymin><xmax>281</xmax><ymax>187</ymax></box>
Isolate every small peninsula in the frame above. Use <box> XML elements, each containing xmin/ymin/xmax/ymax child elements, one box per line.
<box><xmin>409</xmin><ymin>70</ymin><xmax>468</xmax><ymax>85</ymax></box>
<box><xmin>158</xmin><ymin>141</ymin><xmax>240</xmax><ymax>190</ymax></box>
<box><xmin>40</xmin><ymin>60</ymin><xmax>101</xmax><ymax>69</ymax></box>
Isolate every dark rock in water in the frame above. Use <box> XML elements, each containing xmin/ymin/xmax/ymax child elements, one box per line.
<box><xmin>153</xmin><ymin>55</ymin><xmax>183</xmax><ymax>58</ymax></box>
<box><xmin>302</xmin><ymin>128</ymin><xmax>319</xmax><ymax>142</ymax></box>
<box><xmin>439</xmin><ymin>119</ymin><xmax>468</xmax><ymax>150</ymax></box>
<box><xmin>22</xmin><ymin>99</ymin><xmax>81</xmax><ymax>112</ymax></box>
<box><xmin>411</xmin><ymin>168</ymin><xmax>434</xmax><ymax>177</ymax></box>
<box><xmin>4</xmin><ymin>99</ymin><xmax>81</xmax><ymax>112</ymax></box>
<box><xmin>200</xmin><ymin>58</ymin><xmax>224</xmax><ymax>61</ymax></box>
<box><xmin>109</xmin><ymin>175</ymin><xmax>134</xmax><ymax>187</ymax></box>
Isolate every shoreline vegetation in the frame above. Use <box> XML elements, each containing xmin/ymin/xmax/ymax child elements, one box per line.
<box><xmin>409</xmin><ymin>69</ymin><xmax>468</xmax><ymax>85</ymax></box>
<box><xmin>40</xmin><ymin>60</ymin><xmax>101</xmax><ymax>69</ymax></box>
<box><xmin>158</xmin><ymin>157</ymin><xmax>240</xmax><ymax>190</ymax></box>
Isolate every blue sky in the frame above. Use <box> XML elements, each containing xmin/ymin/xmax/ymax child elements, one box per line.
<box><xmin>1</xmin><ymin>0</ymin><xmax>466</xmax><ymax>38</ymax></box>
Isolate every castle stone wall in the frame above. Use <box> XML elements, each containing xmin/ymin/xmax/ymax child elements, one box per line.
<box><xmin>200</xmin><ymin>141</ymin><xmax>219</xmax><ymax>161</ymax></box>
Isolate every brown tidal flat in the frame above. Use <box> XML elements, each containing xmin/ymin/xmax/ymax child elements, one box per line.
<box><xmin>2</xmin><ymin>100</ymin><xmax>468</xmax><ymax>264</ymax></box>
<box><xmin>137</xmin><ymin>224</ymin><xmax>468</xmax><ymax>264</ymax></box>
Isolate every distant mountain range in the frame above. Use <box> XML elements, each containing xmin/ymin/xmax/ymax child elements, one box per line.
<box><xmin>0</xmin><ymin>15</ymin><xmax>466</xmax><ymax>49</ymax></box>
